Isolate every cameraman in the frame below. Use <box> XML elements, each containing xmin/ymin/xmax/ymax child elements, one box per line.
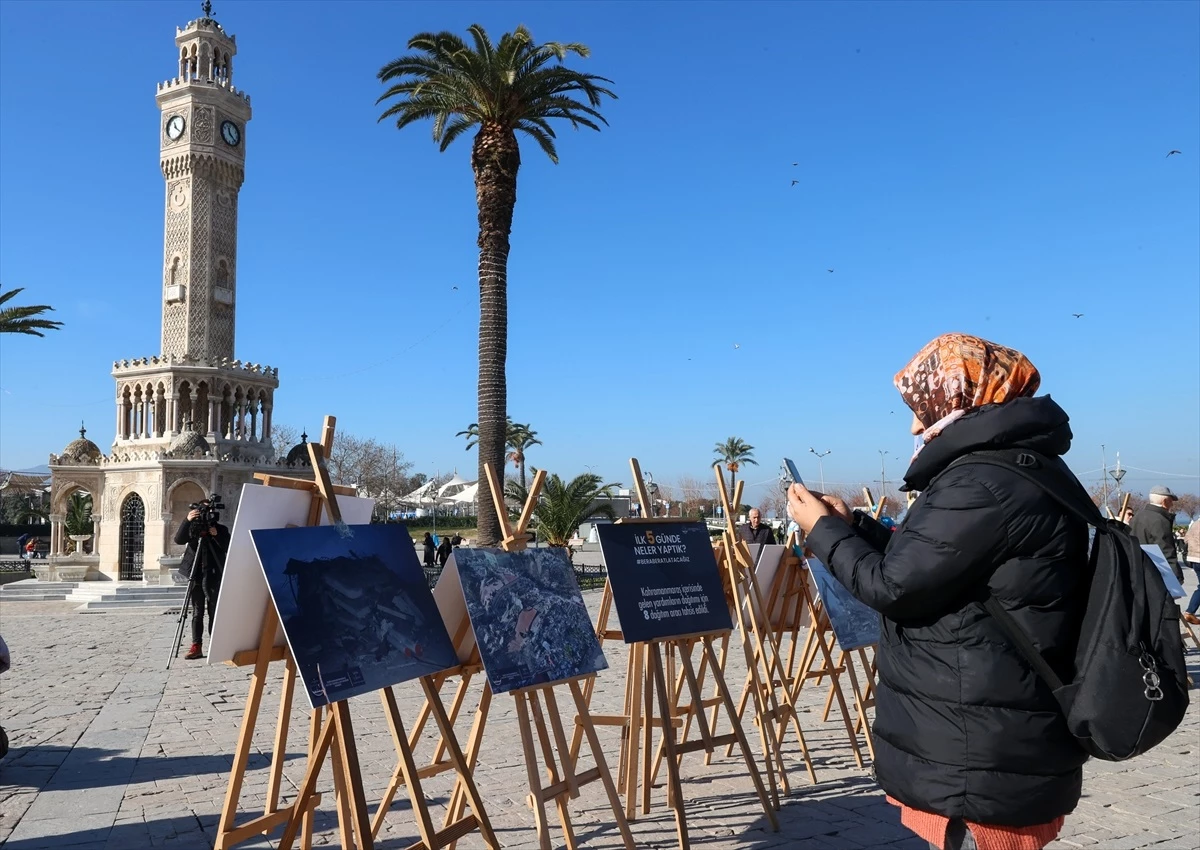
<box><xmin>175</xmin><ymin>499</ymin><xmax>231</xmax><ymax>660</ymax></box>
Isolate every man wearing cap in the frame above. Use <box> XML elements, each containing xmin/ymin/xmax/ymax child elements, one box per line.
<box><xmin>1128</xmin><ymin>486</ymin><xmax>1182</xmax><ymax>582</ymax></box>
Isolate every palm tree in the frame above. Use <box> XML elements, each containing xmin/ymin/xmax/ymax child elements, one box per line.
<box><xmin>0</xmin><ymin>288</ymin><xmax>63</xmax><ymax>336</ymax></box>
<box><xmin>379</xmin><ymin>25</ymin><xmax>616</xmax><ymax>546</ymax></box>
<box><xmin>505</xmin><ymin>471</ymin><xmax>618</xmax><ymax>555</ymax></box>
<box><xmin>506</xmin><ymin>422</ymin><xmax>542</xmax><ymax>491</ymax></box>
<box><xmin>714</xmin><ymin>437</ymin><xmax>757</xmax><ymax>506</ymax></box>
<box><xmin>65</xmin><ymin>492</ymin><xmax>94</xmax><ymax>537</ymax></box>
<box><xmin>456</xmin><ymin>418</ymin><xmax>542</xmax><ymax>491</ymax></box>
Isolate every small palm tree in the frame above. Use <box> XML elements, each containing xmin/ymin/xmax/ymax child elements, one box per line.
<box><xmin>457</xmin><ymin>418</ymin><xmax>542</xmax><ymax>491</ymax></box>
<box><xmin>0</xmin><ymin>288</ymin><xmax>63</xmax><ymax>337</ymax></box>
<box><xmin>506</xmin><ymin>471</ymin><xmax>618</xmax><ymax>555</ymax></box>
<box><xmin>65</xmin><ymin>492</ymin><xmax>94</xmax><ymax>538</ymax></box>
<box><xmin>506</xmin><ymin>422</ymin><xmax>542</xmax><ymax>491</ymax></box>
<box><xmin>714</xmin><ymin>437</ymin><xmax>757</xmax><ymax>504</ymax></box>
<box><xmin>379</xmin><ymin>25</ymin><xmax>615</xmax><ymax>546</ymax></box>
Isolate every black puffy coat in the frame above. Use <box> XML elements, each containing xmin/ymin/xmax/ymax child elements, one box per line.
<box><xmin>806</xmin><ymin>396</ymin><xmax>1090</xmax><ymax>826</ymax></box>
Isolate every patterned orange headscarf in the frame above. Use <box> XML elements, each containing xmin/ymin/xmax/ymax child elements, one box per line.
<box><xmin>895</xmin><ymin>333</ymin><xmax>1041</xmax><ymax>429</ymax></box>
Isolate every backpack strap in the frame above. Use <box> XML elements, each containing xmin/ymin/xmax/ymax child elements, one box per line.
<box><xmin>950</xmin><ymin>448</ymin><xmax>1106</xmax><ymax>531</ymax></box>
<box><xmin>948</xmin><ymin>447</ymin><xmax>1101</xmax><ymax>698</ymax></box>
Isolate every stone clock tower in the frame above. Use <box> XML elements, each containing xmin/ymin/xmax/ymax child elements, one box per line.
<box><xmin>44</xmin><ymin>7</ymin><xmax>310</xmax><ymax>585</ymax></box>
<box><xmin>156</xmin><ymin>7</ymin><xmax>250</xmax><ymax>361</ymax></box>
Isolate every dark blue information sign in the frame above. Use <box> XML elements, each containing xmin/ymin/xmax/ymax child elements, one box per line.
<box><xmin>596</xmin><ymin>522</ymin><xmax>732</xmax><ymax>643</ymax></box>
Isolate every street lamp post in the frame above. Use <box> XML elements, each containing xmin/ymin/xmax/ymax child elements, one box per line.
<box><xmin>1109</xmin><ymin>453</ymin><xmax>1125</xmax><ymax>511</ymax></box>
<box><xmin>809</xmin><ymin>447</ymin><xmax>831</xmax><ymax>492</ymax></box>
<box><xmin>643</xmin><ymin>471</ymin><xmax>659</xmax><ymax>517</ymax></box>
<box><xmin>878</xmin><ymin>450</ymin><xmax>889</xmax><ymax>509</ymax></box>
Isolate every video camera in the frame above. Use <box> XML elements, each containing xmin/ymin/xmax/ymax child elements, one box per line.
<box><xmin>189</xmin><ymin>494</ymin><xmax>225</xmax><ymax>528</ymax></box>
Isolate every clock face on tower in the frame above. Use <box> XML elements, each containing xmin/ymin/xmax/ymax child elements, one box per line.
<box><xmin>165</xmin><ymin>114</ymin><xmax>186</xmax><ymax>141</ymax></box>
<box><xmin>221</xmin><ymin>120</ymin><xmax>241</xmax><ymax>147</ymax></box>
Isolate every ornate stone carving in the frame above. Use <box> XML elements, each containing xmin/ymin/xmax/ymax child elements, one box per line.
<box><xmin>193</xmin><ymin>105</ymin><xmax>214</xmax><ymax>144</ymax></box>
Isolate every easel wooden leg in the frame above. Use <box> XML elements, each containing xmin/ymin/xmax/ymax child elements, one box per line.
<box><xmin>301</xmin><ymin>708</ymin><xmax>319</xmax><ymax>850</ymax></box>
<box><xmin>647</xmin><ymin>642</ymin><xmax>689</xmax><ymax>850</ymax></box>
<box><xmin>624</xmin><ymin>642</ymin><xmax>644</xmax><ymax>821</ymax></box>
<box><xmin>266</xmin><ymin>655</ymin><xmax>297</xmax><ymax>824</ymax></box>
<box><xmin>421</xmin><ymin>675</ymin><xmax>500</xmax><ymax>848</ymax></box>
<box><xmin>702</xmin><ymin>636</ymin><xmax>779</xmax><ymax>831</ymax></box>
<box><xmin>277</xmin><ymin>712</ymin><xmax>338</xmax><ymax>850</ymax></box>
<box><xmin>444</xmin><ymin>680</ymin><xmax>493</xmax><ymax>838</ymax></box>
<box><xmin>331</xmin><ymin>701</ymin><xmax>373</xmax><ymax>849</ymax></box>
<box><xmin>514</xmin><ymin>693</ymin><xmax>556</xmax><ymax>850</ymax></box>
<box><xmin>216</xmin><ymin>605</ymin><xmax>279</xmax><ymax>849</ymax></box>
<box><xmin>567</xmin><ymin>679</ymin><xmax>637</xmax><ymax>849</ymax></box>
<box><xmin>326</xmin><ymin>704</ymin><xmax>355</xmax><ymax>848</ymax></box>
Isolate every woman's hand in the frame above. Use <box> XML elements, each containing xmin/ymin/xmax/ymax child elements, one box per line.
<box><xmin>787</xmin><ymin>482</ymin><xmax>834</xmax><ymax>534</ymax></box>
<box><xmin>814</xmin><ymin>492</ymin><xmax>854</xmax><ymax>525</ymax></box>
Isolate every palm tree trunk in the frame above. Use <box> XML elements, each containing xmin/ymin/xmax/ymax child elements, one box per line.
<box><xmin>519</xmin><ymin>459</ymin><xmax>527</xmax><ymax>493</ymax></box>
<box><xmin>472</xmin><ymin>125</ymin><xmax>520</xmax><ymax>546</ymax></box>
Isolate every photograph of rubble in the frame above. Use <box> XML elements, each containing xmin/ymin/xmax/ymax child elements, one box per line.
<box><xmin>451</xmin><ymin>547</ymin><xmax>608</xmax><ymax>693</ymax></box>
<box><xmin>250</xmin><ymin>523</ymin><xmax>459</xmax><ymax>709</ymax></box>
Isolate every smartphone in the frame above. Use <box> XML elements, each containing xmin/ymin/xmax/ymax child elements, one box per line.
<box><xmin>782</xmin><ymin>457</ymin><xmax>804</xmax><ymax>487</ymax></box>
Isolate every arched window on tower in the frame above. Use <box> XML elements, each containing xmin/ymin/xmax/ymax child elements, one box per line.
<box><xmin>180</xmin><ymin>47</ymin><xmax>188</xmax><ymax>79</ymax></box>
<box><xmin>166</xmin><ymin>257</ymin><xmax>184</xmax><ymax>303</ymax></box>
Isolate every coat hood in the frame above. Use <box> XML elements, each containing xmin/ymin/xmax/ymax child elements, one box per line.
<box><xmin>903</xmin><ymin>395</ymin><xmax>1073</xmax><ymax>491</ymax></box>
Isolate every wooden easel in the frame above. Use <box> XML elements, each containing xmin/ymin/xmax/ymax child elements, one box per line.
<box><xmin>701</xmin><ymin>463</ymin><xmax>817</xmax><ymax>791</ymax></box>
<box><xmin>570</xmin><ymin>457</ymin><xmax>778</xmax><ymax>849</ymax></box>
<box><xmin>743</xmin><ymin>532</ymin><xmax>868</xmax><ymax>769</ymax></box>
<box><xmin>782</xmin><ymin>530</ymin><xmax>877</xmax><ymax>764</ymax></box>
<box><xmin>214</xmin><ymin>416</ymin><xmax>496</xmax><ymax>850</ymax></box>
<box><xmin>413</xmin><ymin>463</ymin><xmax>635</xmax><ymax>850</ymax></box>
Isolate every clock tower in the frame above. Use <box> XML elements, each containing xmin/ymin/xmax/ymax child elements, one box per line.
<box><xmin>156</xmin><ymin>4</ymin><xmax>251</xmax><ymax>361</ymax></box>
<box><xmin>45</xmin><ymin>6</ymin><xmax>302</xmax><ymax>585</ymax></box>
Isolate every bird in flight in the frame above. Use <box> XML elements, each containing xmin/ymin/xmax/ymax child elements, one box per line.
<box><xmin>827</xmin><ymin>268</ymin><xmax>835</xmax><ymax>273</ymax></box>
<box><xmin>733</xmin><ymin>343</ymin><xmax>741</xmax><ymax>349</ymax></box>
<box><xmin>451</xmin><ymin>285</ymin><xmax>458</xmax><ymax>290</ymax></box>
<box><xmin>1072</xmin><ymin>313</ymin><xmax>1084</xmax><ymax>318</ymax></box>
<box><xmin>1166</xmin><ymin>150</ymin><xmax>1182</xmax><ymax>157</ymax></box>
<box><xmin>792</xmin><ymin>162</ymin><xmax>798</xmax><ymax>166</ymax></box>
<box><xmin>791</xmin><ymin>180</ymin><xmax>800</xmax><ymax>186</ymax></box>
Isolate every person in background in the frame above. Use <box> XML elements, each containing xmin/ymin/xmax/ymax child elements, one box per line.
<box><xmin>1183</xmin><ymin>516</ymin><xmax>1200</xmax><ymax>626</ymax></box>
<box><xmin>1128</xmin><ymin>486</ymin><xmax>1182</xmax><ymax>583</ymax></box>
<box><xmin>436</xmin><ymin>534</ymin><xmax>453</xmax><ymax>568</ymax></box>
<box><xmin>175</xmin><ymin>502</ymin><xmax>231</xmax><ymax>661</ymax></box>
<box><xmin>788</xmin><ymin>332</ymin><xmax>1089</xmax><ymax>850</ymax></box>
<box><xmin>1118</xmin><ymin>506</ymin><xmax>1135</xmax><ymax>528</ymax></box>
<box><xmin>738</xmin><ymin>508</ymin><xmax>776</xmax><ymax>546</ymax></box>
<box><xmin>422</xmin><ymin>532</ymin><xmax>436</xmax><ymax>570</ymax></box>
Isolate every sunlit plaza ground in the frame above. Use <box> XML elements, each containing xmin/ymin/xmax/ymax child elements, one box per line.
<box><xmin>1</xmin><ymin>592</ymin><xmax>1197</xmax><ymax>850</ymax></box>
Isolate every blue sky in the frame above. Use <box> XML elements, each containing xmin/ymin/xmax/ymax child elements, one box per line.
<box><xmin>1</xmin><ymin>0</ymin><xmax>1197</xmax><ymax>507</ymax></box>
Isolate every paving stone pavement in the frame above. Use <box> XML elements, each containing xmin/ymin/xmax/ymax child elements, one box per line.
<box><xmin>0</xmin><ymin>595</ymin><xmax>1197</xmax><ymax>850</ymax></box>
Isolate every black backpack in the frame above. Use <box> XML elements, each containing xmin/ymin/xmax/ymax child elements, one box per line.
<box><xmin>956</xmin><ymin>449</ymin><xmax>1189</xmax><ymax>761</ymax></box>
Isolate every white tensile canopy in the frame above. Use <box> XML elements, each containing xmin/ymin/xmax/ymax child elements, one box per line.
<box><xmin>399</xmin><ymin>479</ymin><xmax>438</xmax><ymax>505</ymax></box>
<box><xmin>437</xmin><ymin>472</ymin><xmax>471</xmax><ymax>499</ymax></box>
<box><xmin>448</xmin><ymin>482</ymin><xmax>479</xmax><ymax>503</ymax></box>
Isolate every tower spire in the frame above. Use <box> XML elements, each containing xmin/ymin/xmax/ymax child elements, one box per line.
<box><xmin>201</xmin><ymin>0</ymin><xmax>213</xmax><ymax>19</ymax></box>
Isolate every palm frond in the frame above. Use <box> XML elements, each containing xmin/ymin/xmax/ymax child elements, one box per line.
<box><xmin>0</xmin><ymin>288</ymin><xmax>63</xmax><ymax>336</ymax></box>
<box><xmin>377</xmin><ymin>23</ymin><xmax>615</xmax><ymax>163</ymax></box>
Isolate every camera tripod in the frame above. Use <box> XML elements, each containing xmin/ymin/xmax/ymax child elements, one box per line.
<box><xmin>167</xmin><ymin>532</ymin><xmax>221</xmax><ymax>669</ymax></box>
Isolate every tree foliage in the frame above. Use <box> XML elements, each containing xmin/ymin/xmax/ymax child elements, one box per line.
<box><xmin>713</xmin><ymin>436</ymin><xmax>757</xmax><ymax>503</ymax></box>
<box><xmin>0</xmin><ymin>288</ymin><xmax>63</xmax><ymax>337</ymax></box>
<box><xmin>378</xmin><ymin>23</ymin><xmax>615</xmax><ymax>546</ymax></box>
<box><xmin>505</xmin><ymin>471</ymin><xmax>619</xmax><ymax>551</ymax></box>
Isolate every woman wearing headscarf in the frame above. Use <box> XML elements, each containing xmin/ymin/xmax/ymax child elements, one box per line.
<box><xmin>788</xmin><ymin>333</ymin><xmax>1090</xmax><ymax>850</ymax></box>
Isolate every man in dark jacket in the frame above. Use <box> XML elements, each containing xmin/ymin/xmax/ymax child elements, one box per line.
<box><xmin>175</xmin><ymin>501</ymin><xmax>231</xmax><ymax>660</ymax></box>
<box><xmin>788</xmin><ymin>334</ymin><xmax>1088</xmax><ymax>849</ymax></box>
<box><xmin>738</xmin><ymin>508</ymin><xmax>776</xmax><ymax>546</ymax></box>
<box><xmin>1129</xmin><ymin>486</ymin><xmax>1182</xmax><ymax>582</ymax></box>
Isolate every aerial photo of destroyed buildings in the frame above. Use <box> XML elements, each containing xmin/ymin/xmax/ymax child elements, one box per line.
<box><xmin>251</xmin><ymin>523</ymin><xmax>460</xmax><ymax>708</ymax></box>
<box><xmin>453</xmin><ymin>547</ymin><xmax>608</xmax><ymax>693</ymax></box>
